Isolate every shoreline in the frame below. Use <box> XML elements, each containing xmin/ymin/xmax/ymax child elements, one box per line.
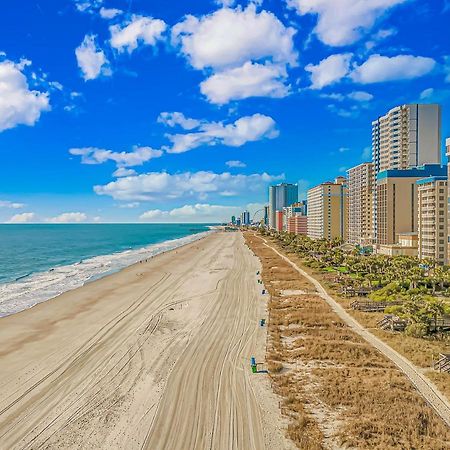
<box><xmin>0</xmin><ymin>228</ymin><xmax>216</xmax><ymax>319</ymax></box>
<box><xmin>0</xmin><ymin>231</ymin><xmax>291</xmax><ymax>449</ymax></box>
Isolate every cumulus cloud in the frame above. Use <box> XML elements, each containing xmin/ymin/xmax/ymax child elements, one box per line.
<box><xmin>75</xmin><ymin>35</ymin><xmax>110</xmax><ymax>81</ymax></box>
<box><xmin>94</xmin><ymin>170</ymin><xmax>284</xmax><ymax>201</ymax></box>
<box><xmin>99</xmin><ymin>7</ymin><xmax>122</xmax><ymax>19</ymax></box>
<box><xmin>200</xmin><ymin>62</ymin><xmax>290</xmax><ymax>104</ymax></box>
<box><xmin>0</xmin><ymin>59</ymin><xmax>50</xmax><ymax>132</ymax></box>
<box><xmin>74</xmin><ymin>0</ymin><xmax>103</xmax><ymax>13</ymax></box>
<box><xmin>6</xmin><ymin>212</ymin><xmax>35</xmax><ymax>223</ymax></box>
<box><xmin>305</xmin><ymin>53</ymin><xmax>352</xmax><ymax>89</ymax></box>
<box><xmin>140</xmin><ymin>203</ymin><xmax>241</xmax><ymax>223</ymax></box>
<box><xmin>0</xmin><ymin>200</ymin><xmax>25</xmax><ymax>209</ymax></box>
<box><xmin>287</xmin><ymin>0</ymin><xmax>407</xmax><ymax>46</ymax></box>
<box><xmin>321</xmin><ymin>90</ymin><xmax>373</xmax><ymax>101</ymax></box>
<box><xmin>69</xmin><ymin>146</ymin><xmax>163</xmax><ymax>168</ymax></box>
<box><xmin>172</xmin><ymin>5</ymin><xmax>297</xmax><ymax>70</ymax></box>
<box><xmin>226</xmin><ymin>160</ymin><xmax>247</xmax><ymax>168</ymax></box>
<box><xmin>110</xmin><ymin>15</ymin><xmax>167</xmax><ymax>53</ymax></box>
<box><xmin>157</xmin><ymin>112</ymin><xmax>201</xmax><ymax>130</ymax></box>
<box><xmin>46</xmin><ymin>212</ymin><xmax>87</xmax><ymax>223</ymax></box>
<box><xmin>162</xmin><ymin>113</ymin><xmax>279</xmax><ymax>154</ymax></box>
<box><xmin>351</xmin><ymin>54</ymin><xmax>436</xmax><ymax>83</ymax></box>
<box><xmin>113</xmin><ymin>167</ymin><xmax>137</xmax><ymax>177</ymax></box>
<box><xmin>347</xmin><ymin>90</ymin><xmax>374</xmax><ymax>101</ymax></box>
<box><xmin>172</xmin><ymin>5</ymin><xmax>296</xmax><ymax>103</ymax></box>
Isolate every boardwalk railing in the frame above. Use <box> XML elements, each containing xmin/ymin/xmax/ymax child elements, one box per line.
<box><xmin>434</xmin><ymin>354</ymin><xmax>450</xmax><ymax>373</ymax></box>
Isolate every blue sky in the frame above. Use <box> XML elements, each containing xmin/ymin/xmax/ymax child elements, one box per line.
<box><xmin>0</xmin><ymin>0</ymin><xmax>449</xmax><ymax>223</ymax></box>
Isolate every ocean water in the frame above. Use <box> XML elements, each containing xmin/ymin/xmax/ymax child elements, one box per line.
<box><xmin>0</xmin><ymin>224</ymin><xmax>214</xmax><ymax>318</ymax></box>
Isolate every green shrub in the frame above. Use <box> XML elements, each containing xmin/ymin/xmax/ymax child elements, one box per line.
<box><xmin>405</xmin><ymin>323</ymin><xmax>428</xmax><ymax>338</ymax></box>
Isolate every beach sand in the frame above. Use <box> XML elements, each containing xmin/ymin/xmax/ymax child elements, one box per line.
<box><xmin>0</xmin><ymin>231</ymin><xmax>292</xmax><ymax>450</ymax></box>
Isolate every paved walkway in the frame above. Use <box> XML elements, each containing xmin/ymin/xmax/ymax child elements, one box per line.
<box><xmin>259</xmin><ymin>235</ymin><xmax>450</xmax><ymax>428</ymax></box>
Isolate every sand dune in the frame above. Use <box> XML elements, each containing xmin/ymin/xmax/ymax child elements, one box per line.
<box><xmin>0</xmin><ymin>232</ymin><xmax>291</xmax><ymax>450</ymax></box>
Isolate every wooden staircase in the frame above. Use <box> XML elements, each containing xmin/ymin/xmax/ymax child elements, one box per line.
<box><xmin>434</xmin><ymin>354</ymin><xmax>450</xmax><ymax>373</ymax></box>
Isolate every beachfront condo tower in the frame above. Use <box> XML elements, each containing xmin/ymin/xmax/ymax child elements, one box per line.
<box><xmin>417</xmin><ymin>176</ymin><xmax>448</xmax><ymax>264</ymax></box>
<box><xmin>307</xmin><ymin>177</ymin><xmax>348</xmax><ymax>240</ymax></box>
<box><xmin>347</xmin><ymin>162</ymin><xmax>374</xmax><ymax>246</ymax></box>
<box><xmin>371</xmin><ymin>103</ymin><xmax>442</xmax><ymax>243</ymax></box>
<box><xmin>375</xmin><ymin>164</ymin><xmax>446</xmax><ymax>247</ymax></box>
<box><xmin>268</xmin><ymin>183</ymin><xmax>298</xmax><ymax>229</ymax></box>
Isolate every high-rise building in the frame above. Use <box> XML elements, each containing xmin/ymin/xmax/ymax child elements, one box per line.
<box><xmin>375</xmin><ymin>164</ymin><xmax>446</xmax><ymax>246</ymax></box>
<box><xmin>307</xmin><ymin>177</ymin><xmax>348</xmax><ymax>240</ymax></box>
<box><xmin>371</xmin><ymin>104</ymin><xmax>441</xmax><ymax>243</ymax></box>
<box><xmin>446</xmin><ymin>138</ymin><xmax>450</xmax><ymax>261</ymax></box>
<box><xmin>231</xmin><ymin>215</ymin><xmax>236</xmax><ymax>225</ymax></box>
<box><xmin>268</xmin><ymin>183</ymin><xmax>298</xmax><ymax>228</ymax></box>
<box><xmin>264</xmin><ymin>206</ymin><xmax>269</xmax><ymax>226</ymax></box>
<box><xmin>417</xmin><ymin>176</ymin><xmax>448</xmax><ymax>264</ymax></box>
<box><xmin>275</xmin><ymin>211</ymin><xmax>284</xmax><ymax>232</ymax></box>
<box><xmin>241</xmin><ymin>210</ymin><xmax>250</xmax><ymax>226</ymax></box>
<box><xmin>287</xmin><ymin>215</ymin><xmax>308</xmax><ymax>235</ymax></box>
<box><xmin>347</xmin><ymin>163</ymin><xmax>374</xmax><ymax>246</ymax></box>
<box><xmin>372</xmin><ymin>104</ymin><xmax>441</xmax><ymax>174</ymax></box>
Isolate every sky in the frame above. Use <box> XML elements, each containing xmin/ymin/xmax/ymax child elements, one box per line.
<box><xmin>0</xmin><ymin>0</ymin><xmax>449</xmax><ymax>224</ymax></box>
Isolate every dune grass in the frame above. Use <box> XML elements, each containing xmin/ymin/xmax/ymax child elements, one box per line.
<box><xmin>245</xmin><ymin>232</ymin><xmax>450</xmax><ymax>450</ymax></box>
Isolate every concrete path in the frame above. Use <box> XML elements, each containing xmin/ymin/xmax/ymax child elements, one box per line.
<box><xmin>259</xmin><ymin>235</ymin><xmax>450</xmax><ymax>428</ymax></box>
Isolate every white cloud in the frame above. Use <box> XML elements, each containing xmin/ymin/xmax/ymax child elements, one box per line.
<box><xmin>226</xmin><ymin>160</ymin><xmax>247</xmax><ymax>168</ymax></box>
<box><xmin>347</xmin><ymin>90</ymin><xmax>374</xmax><ymax>101</ymax></box>
<box><xmin>113</xmin><ymin>167</ymin><xmax>137</xmax><ymax>177</ymax></box>
<box><xmin>0</xmin><ymin>59</ymin><xmax>50</xmax><ymax>132</ymax></box>
<box><xmin>362</xmin><ymin>146</ymin><xmax>371</xmax><ymax>160</ymax></box>
<box><xmin>74</xmin><ymin>0</ymin><xmax>103</xmax><ymax>13</ymax></box>
<box><xmin>305</xmin><ymin>53</ymin><xmax>352</xmax><ymax>89</ymax></box>
<box><xmin>0</xmin><ymin>200</ymin><xmax>25</xmax><ymax>209</ymax></box>
<box><xmin>321</xmin><ymin>90</ymin><xmax>373</xmax><ymax>101</ymax></box>
<box><xmin>172</xmin><ymin>5</ymin><xmax>297</xmax><ymax>70</ymax></box>
<box><xmin>69</xmin><ymin>146</ymin><xmax>163</xmax><ymax>167</ymax></box>
<box><xmin>200</xmin><ymin>61</ymin><xmax>289</xmax><ymax>104</ymax></box>
<box><xmin>215</xmin><ymin>0</ymin><xmax>236</xmax><ymax>6</ymax></box>
<box><xmin>94</xmin><ymin>170</ymin><xmax>284</xmax><ymax>201</ymax></box>
<box><xmin>157</xmin><ymin>112</ymin><xmax>201</xmax><ymax>130</ymax></box>
<box><xmin>162</xmin><ymin>113</ymin><xmax>279</xmax><ymax>154</ymax></box>
<box><xmin>99</xmin><ymin>7</ymin><xmax>122</xmax><ymax>19</ymax></box>
<box><xmin>140</xmin><ymin>203</ymin><xmax>242</xmax><ymax>223</ymax></box>
<box><xmin>75</xmin><ymin>35</ymin><xmax>110</xmax><ymax>81</ymax></box>
<box><xmin>110</xmin><ymin>15</ymin><xmax>166</xmax><ymax>53</ymax></box>
<box><xmin>351</xmin><ymin>54</ymin><xmax>436</xmax><ymax>83</ymax></box>
<box><xmin>444</xmin><ymin>56</ymin><xmax>450</xmax><ymax>83</ymax></box>
<box><xmin>338</xmin><ymin>147</ymin><xmax>349</xmax><ymax>153</ymax></box>
<box><xmin>6</xmin><ymin>212</ymin><xmax>35</xmax><ymax>223</ymax></box>
<box><xmin>118</xmin><ymin>202</ymin><xmax>140</xmax><ymax>208</ymax></box>
<box><xmin>287</xmin><ymin>0</ymin><xmax>407</xmax><ymax>46</ymax></box>
<box><xmin>420</xmin><ymin>88</ymin><xmax>434</xmax><ymax>99</ymax></box>
<box><xmin>46</xmin><ymin>212</ymin><xmax>87</xmax><ymax>223</ymax></box>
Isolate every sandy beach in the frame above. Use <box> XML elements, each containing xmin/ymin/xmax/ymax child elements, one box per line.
<box><xmin>0</xmin><ymin>231</ymin><xmax>291</xmax><ymax>450</ymax></box>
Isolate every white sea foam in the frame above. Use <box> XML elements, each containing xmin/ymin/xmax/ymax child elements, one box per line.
<box><xmin>0</xmin><ymin>230</ymin><xmax>213</xmax><ymax>318</ymax></box>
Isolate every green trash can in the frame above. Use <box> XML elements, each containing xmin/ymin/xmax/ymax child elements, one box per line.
<box><xmin>251</xmin><ymin>365</ymin><xmax>257</xmax><ymax>373</ymax></box>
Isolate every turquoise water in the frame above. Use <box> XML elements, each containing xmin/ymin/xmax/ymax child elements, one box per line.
<box><xmin>0</xmin><ymin>224</ymin><xmax>213</xmax><ymax>317</ymax></box>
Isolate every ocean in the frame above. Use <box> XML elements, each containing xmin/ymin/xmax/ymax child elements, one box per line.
<box><xmin>0</xmin><ymin>224</ymin><xmax>214</xmax><ymax>318</ymax></box>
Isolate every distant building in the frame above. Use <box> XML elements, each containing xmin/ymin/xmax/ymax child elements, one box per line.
<box><xmin>231</xmin><ymin>215</ymin><xmax>236</xmax><ymax>225</ymax></box>
<box><xmin>347</xmin><ymin>163</ymin><xmax>374</xmax><ymax>246</ymax></box>
<box><xmin>287</xmin><ymin>215</ymin><xmax>308</xmax><ymax>235</ymax></box>
<box><xmin>241</xmin><ymin>210</ymin><xmax>250</xmax><ymax>226</ymax></box>
<box><xmin>236</xmin><ymin>217</ymin><xmax>241</xmax><ymax>227</ymax></box>
<box><xmin>268</xmin><ymin>183</ymin><xmax>298</xmax><ymax>229</ymax></box>
<box><xmin>307</xmin><ymin>177</ymin><xmax>348</xmax><ymax>240</ymax></box>
<box><xmin>447</xmin><ymin>138</ymin><xmax>450</xmax><ymax>261</ymax></box>
<box><xmin>275</xmin><ymin>211</ymin><xmax>284</xmax><ymax>232</ymax></box>
<box><xmin>417</xmin><ymin>176</ymin><xmax>448</xmax><ymax>264</ymax></box>
<box><xmin>375</xmin><ymin>164</ymin><xmax>446</xmax><ymax>247</ymax></box>
<box><xmin>377</xmin><ymin>232</ymin><xmax>418</xmax><ymax>257</ymax></box>
<box><xmin>264</xmin><ymin>206</ymin><xmax>269</xmax><ymax>226</ymax></box>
